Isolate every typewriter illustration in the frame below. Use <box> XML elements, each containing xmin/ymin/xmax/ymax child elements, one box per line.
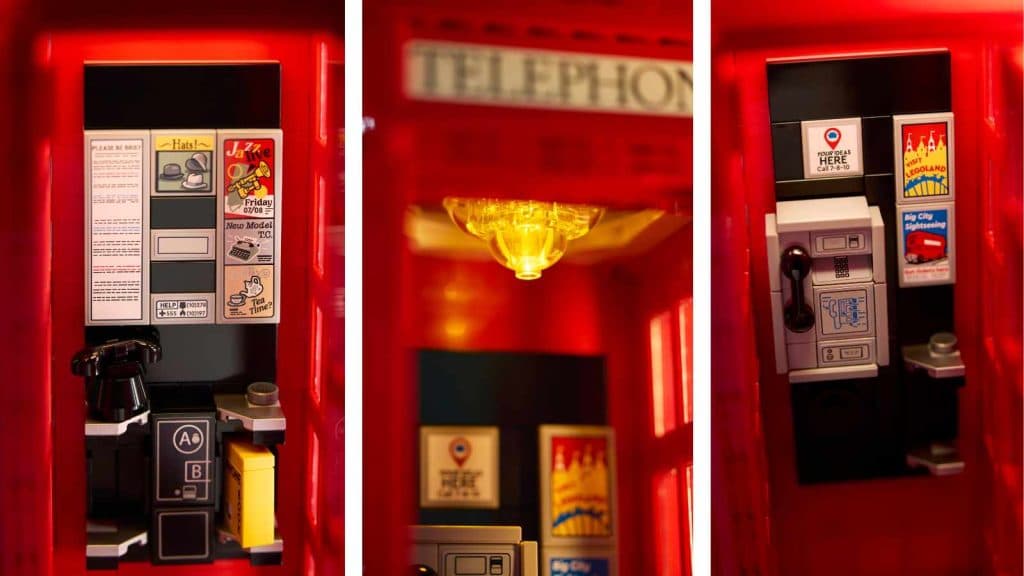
<box><xmin>228</xmin><ymin>239</ymin><xmax>260</xmax><ymax>262</ymax></box>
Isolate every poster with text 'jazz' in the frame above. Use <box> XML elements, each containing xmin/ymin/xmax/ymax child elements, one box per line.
<box><xmin>217</xmin><ymin>130</ymin><xmax>282</xmax><ymax>324</ymax></box>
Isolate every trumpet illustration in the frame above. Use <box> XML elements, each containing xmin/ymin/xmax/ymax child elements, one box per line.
<box><xmin>228</xmin><ymin>161</ymin><xmax>272</xmax><ymax>200</ymax></box>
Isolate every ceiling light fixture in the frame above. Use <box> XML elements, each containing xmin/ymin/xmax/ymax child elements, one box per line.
<box><xmin>443</xmin><ymin>197</ymin><xmax>604</xmax><ymax>280</ymax></box>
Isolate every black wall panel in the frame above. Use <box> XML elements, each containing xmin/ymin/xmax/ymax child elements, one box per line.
<box><xmin>84</xmin><ymin>64</ymin><xmax>280</xmax><ymax>130</ymax></box>
<box><xmin>417</xmin><ymin>350</ymin><xmax>606</xmax><ymax>541</ymax></box>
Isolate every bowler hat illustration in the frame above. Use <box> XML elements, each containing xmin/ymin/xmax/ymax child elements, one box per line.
<box><xmin>159</xmin><ymin>163</ymin><xmax>184</xmax><ymax>180</ymax></box>
<box><xmin>181</xmin><ymin>171</ymin><xmax>207</xmax><ymax>190</ymax></box>
<box><xmin>185</xmin><ymin>152</ymin><xmax>210</xmax><ymax>173</ymax></box>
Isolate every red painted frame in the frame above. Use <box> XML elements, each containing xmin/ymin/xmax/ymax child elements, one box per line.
<box><xmin>711</xmin><ymin>3</ymin><xmax>1022</xmax><ymax>575</ymax></box>
<box><xmin>364</xmin><ymin>2</ymin><xmax>692</xmax><ymax>574</ymax></box>
<box><xmin>0</xmin><ymin>3</ymin><xmax>343</xmax><ymax>575</ymax></box>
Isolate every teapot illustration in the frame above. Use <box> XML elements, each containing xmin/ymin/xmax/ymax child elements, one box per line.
<box><xmin>243</xmin><ymin>276</ymin><xmax>264</xmax><ymax>298</ymax></box>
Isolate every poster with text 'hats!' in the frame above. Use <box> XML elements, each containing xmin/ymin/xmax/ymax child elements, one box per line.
<box><xmin>153</xmin><ymin>131</ymin><xmax>216</xmax><ymax>195</ymax></box>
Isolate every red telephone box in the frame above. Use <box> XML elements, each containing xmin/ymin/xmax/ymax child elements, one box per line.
<box><xmin>712</xmin><ymin>2</ymin><xmax>1022</xmax><ymax>575</ymax></box>
<box><xmin>0</xmin><ymin>2</ymin><xmax>344</xmax><ymax>575</ymax></box>
<box><xmin>364</xmin><ymin>1</ymin><xmax>693</xmax><ymax>574</ymax></box>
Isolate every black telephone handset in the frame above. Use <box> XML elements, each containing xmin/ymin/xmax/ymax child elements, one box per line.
<box><xmin>72</xmin><ymin>339</ymin><xmax>162</xmax><ymax>423</ymax></box>
<box><xmin>72</xmin><ymin>339</ymin><xmax>161</xmax><ymax>377</ymax></box>
<box><xmin>782</xmin><ymin>246</ymin><xmax>815</xmax><ymax>333</ymax></box>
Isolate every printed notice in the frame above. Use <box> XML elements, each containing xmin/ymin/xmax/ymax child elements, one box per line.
<box><xmin>816</xmin><ymin>286</ymin><xmax>872</xmax><ymax>338</ymax></box>
<box><xmin>802</xmin><ymin>118</ymin><xmax>863</xmax><ymax>179</ymax></box>
<box><xmin>224</xmin><ymin>219</ymin><xmax>275</xmax><ymax>264</ymax></box>
<box><xmin>224</xmin><ymin>265</ymin><xmax>275</xmax><ymax>319</ymax></box>
<box><xmin>155</xmin><ymin>298</ymin><xmax>210</xmax><ymax>320</ymax></box>
<box><xmin>420</xmin><ymin>427</ymin><xmax>500</xmax><ymax>509</ymax></box>
<box><xmin>897</xmin><ymin>204</ymin><xmax>955</xmax><ymax>286</ymax></box>
<box><xmin>89</xmin><ymin>138</ymin><xmax>146</xmax><ymax>322</ymax></box>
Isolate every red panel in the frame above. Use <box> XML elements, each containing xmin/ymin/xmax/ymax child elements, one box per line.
<box><xmin>309</xmin><ymin>35</ymin><xmax>344</xmax><ymax>576</ymax></box>
<box><xmin>0</xmin><ymin>3</ymin><xmax>52</xmax><ymax>576</ymax></box>
<box><xmin>712</xmin><ymin>7</ymin><xmax>1022</xmax><ymax>576</ymax></box>
<box><xmin>599</xmin><ymin>224</ymin><xmax>693</xmax><ymax>574</ymax></box>
<box><xmin>715</xmin><ymin>0</ymin><xmax>1020</xmax><ymax>45</ymax></box>
<box><xmin>365</xmin><ymin>2</ymin><xmax>693</xmax><ymax>214</ymax></box>
<box><xmin>976</xmin><ymin>45</ymin><xmax>1023</xmax><ymax>576</ymax></box>
<box><xmin>653</xmin><ymin>469</ymin><xmax>683</xmax><ymax>576</ymax></box>
<box><xmin>651</xmin><ymin>311</ymin><xmax>679</xmax><ymax>438</ymax></box>
<box><xmin>408</xmin><ymin>256</ymin><xmax>602</xmax><ymax>355</ymax></box>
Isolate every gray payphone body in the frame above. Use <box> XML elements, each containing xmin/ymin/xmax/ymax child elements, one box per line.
<box><xmin>766</xmin><ymin>196</ymin><xmax>889</xmax><ymax>382</ymax></box>
<box><xmin>411</xmin><ymin>525</ymin><xmax>539</xmax><ymax>576</ymax></box>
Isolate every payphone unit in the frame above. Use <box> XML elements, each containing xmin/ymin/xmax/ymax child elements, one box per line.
<box><xmin>766</xmin><ymin>196</ymin><xmax>889</xmax><ymax>382</ymax></box>
<box><xmin>411</xmin><ymin>525</ymin><xmax>539</xmax><ymax>576</ymax></box>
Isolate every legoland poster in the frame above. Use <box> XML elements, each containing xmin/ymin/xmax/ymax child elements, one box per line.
<box><xmin>895</xmin><ymin>113</ymin><xmax>955</xmax><ymax>205</ymax></box>
<box><xmin>540</xmin><ymin>425</ymin><xmax>616</xmax><ymax>546</ymax></box>
<box><xmin>901</xmin><ymin>122</ymin><xmax>949</xmax><ymax>200</ymax></box>
<box><xmin>550</xmin><ymin>435</ymin><xmax>612</xmax><ymax>537</ymax></box>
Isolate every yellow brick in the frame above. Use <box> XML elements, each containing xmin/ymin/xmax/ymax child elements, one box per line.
<box><xmin>223</xmin><ymin>440</ymin><xmax>276</xmax><ymax>548</ymax></box>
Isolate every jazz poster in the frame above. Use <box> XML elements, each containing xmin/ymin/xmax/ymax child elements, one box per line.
<box><xmin>419</xmin><ymin>426</ymin><xmax>499</xmax><ymax>509</ymax></box>
<box><xmin>539</xmin><ymin>425</ymin><xmax>617</xmax><ymax>547</ymax></box>
<box><xmin>897</xmin><ymin>203</ymin><xmax>956</xmax><ymax>287</ymax></box>
<box><xmin>216</xmin><ymin>130</ymin><xmax>282</xmax><ymax>324</ymax></box>
<box><xmin>894</xmin><ymin>112</ymin><xmax>955</xmax><ymax>204</ymax></box>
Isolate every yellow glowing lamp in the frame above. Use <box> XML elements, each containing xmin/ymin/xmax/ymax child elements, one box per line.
<box><xmin>443</xmin><ymin>198</ymin><xmax>604</xmax><ymax>280</ymax></box>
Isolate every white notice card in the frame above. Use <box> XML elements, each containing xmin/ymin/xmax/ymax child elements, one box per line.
<box><xmin>88</xmin><ymin>137</ymin><xmax>147</xmax><ymax>323</ymax></box>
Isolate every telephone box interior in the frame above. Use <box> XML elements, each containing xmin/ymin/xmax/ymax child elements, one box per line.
<box><xmin>711</xmin><ymin>2</ymin><xmax>1022</xmax><ymax>575</ymax></box>
<box><xmin>365</xmin><ymin>2</ymin><xmax>694</xmax><ymax>574</ymax></box>
<box><xmin>0</xmin><ymin>2</ymin><xmax>343</xmax><ymax>576</ymax></box>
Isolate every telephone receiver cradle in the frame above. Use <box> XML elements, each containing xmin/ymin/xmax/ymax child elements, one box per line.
<box><xmin>72</xmin><ymin>339</ymin><xmax>162</xmax><ymax>423</ymax></box>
